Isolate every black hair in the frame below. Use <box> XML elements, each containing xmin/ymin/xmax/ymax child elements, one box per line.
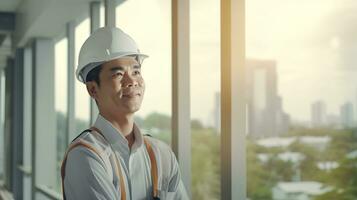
<box><xmin>85</xmin><ymin>65</ymin><xmax>102</xmax><ymax>86</ymax></box>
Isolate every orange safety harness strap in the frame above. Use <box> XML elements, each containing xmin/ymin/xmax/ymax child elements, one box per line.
<box><xmin>60</xmin><ymin>127</ymin><xmax>160</xmax><ymax>200</ymax></box>
<box><xmin>90</xmin><ymin>126</ymin><xmax>127</xmax><ymax>200</ymax></box>
<box><xmin>60</xmin><ymin>139</ymin><xmax>110</xmax><ymax>199</ymax></box>
<box><xmin>143</xmin><ymin>137</ymin><xmax>160</xmax><ymax>199</ymax></box>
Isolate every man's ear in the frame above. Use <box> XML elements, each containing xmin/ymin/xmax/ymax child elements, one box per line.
<box><xmin>86</xmin><ymin>81</ymin><xmax>99</xmax><ymax>100</ymax></box>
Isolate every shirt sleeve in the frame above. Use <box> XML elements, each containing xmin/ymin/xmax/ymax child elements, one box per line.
<box><xmin>64</xmin><ymin>146</ymin><xmax>120</xmax><ymax>200</ymax></box>
<box><xmin>167</xmin><ymin>150</ymin><xmax>190</xmax><ymax>200</ymax></box>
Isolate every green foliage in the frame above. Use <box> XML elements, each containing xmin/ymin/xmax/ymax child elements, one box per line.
<box><xmin>247</xmin><ymin>140</ymin><xmax>273</xmax><ymax>200</ymax></box>
<box><xmin>153</xmin><ymin>129</ymin><xmax>171</xmax><ymax>144</ymax></box>
<box><xmin>191</xmin><ymin>128</ymin><xmax>220</xmax><ymax>200</ymax></box>
<box><xmin>248</xmin><ymin>127</ymin><xmax>357</xmax><ymax>200</ymax></box>
<box><xmin>55</xmin><ymin>111</ymin><xmax>357</xmax><ymax>200</ymax></box>
<box><xmin>287</xmin><ymin>141</ymin><xmax>322</xmax><ymax>181</ymax></box>
<box><xmin>314</xmin><ymin>157</ymin><xmax>357</xmax><ymax>200</ymax></box>
<box><xmin>144</xmin><ymin>112</ymin><xmax>171</xmax><ymax>130</ymax></box>
<box><xmin>191</xmin><ymin>119</ymin><xmax>204</xmax><ymax>130</ymax></box>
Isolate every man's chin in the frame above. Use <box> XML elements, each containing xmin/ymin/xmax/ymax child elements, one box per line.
<box><xmin>128</xmin><ymin>107</ymin><xmax>140</xmax><ymax>114</ymax></box>
<box><xmin>123</xmin><ymin>104</ymin><xmax>141</xmax><ymax>114</ymax></box>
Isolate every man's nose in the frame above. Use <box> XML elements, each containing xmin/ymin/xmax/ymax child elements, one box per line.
<box><xmin>122</xmin><ymin>73</ymin><xmax>138</xmax><ymax>87</ymax></box>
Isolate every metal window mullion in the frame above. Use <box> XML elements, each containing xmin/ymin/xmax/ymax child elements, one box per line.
<box><xmin>104</xmin><ymin>0</ymin><xmax>116</xmax><ymax>27</ymax></box>
<box><xmin>0</xmin><ymin>69</ymin><xmax>3</xmax><ymax>181</ymax></box>
<box><xmin>67</xmin><ymin>22</ymin><xmax>76</xmax><ymax>144</ymax></box>
<box><xmin>220</xmin><ymin>0</ymin><xmax>246</xmax><ymax>199</ymax></box>
<box><xmin>171</xmin><ymin>0</ymin><xmax>191</xmax><ymax>197</ymax></box>
<box><xmin>4</xmin><ymin>58</ymin><xmax>13</xmax><ymax>189</ymax></box>
<box><xmin>23</xmin><ymin>47</ymin><xmax>33</xmax><ymax>200</ymax></box>
<box><xmin>12</xmin><ymin>49</ymin><xmax>25</xmax><ymax>199</ymax></box>
<box><xmin>4</xmin><ymin>58</ymin><xmax>14</xmax><ymax>190</ymax></box>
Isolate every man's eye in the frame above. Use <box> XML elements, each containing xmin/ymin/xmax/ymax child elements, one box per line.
<box><xmin>113</xmin><ymin>72</ymin><xmax>123</xmax><ymax>78</ymax></box>
<box><xmin>134</xmin><ymin>70</ymin><xmax>141</xmax><ymax>75</ymax></box>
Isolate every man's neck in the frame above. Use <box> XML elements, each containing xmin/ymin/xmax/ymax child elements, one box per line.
<box><xmin>99</xmin><ymin>111</ymin><xmax>135</xmax><ymax>148</ymax></box>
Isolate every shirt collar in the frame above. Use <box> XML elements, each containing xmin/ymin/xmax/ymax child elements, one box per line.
<box><xmin>93</xmin><ymin>114</ymin><xmax>144</xmax><ymax>155</ymax></box>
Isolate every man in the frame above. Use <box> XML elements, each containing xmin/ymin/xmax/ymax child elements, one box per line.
<box><xmin>61</xmin><ymin>27</ymin><xmax>189</xmax><ymax>200</ymax></box>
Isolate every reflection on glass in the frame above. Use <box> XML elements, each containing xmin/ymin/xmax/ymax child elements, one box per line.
<box><xmin>246</xmin><ymin>1</ymin><xmax>357</xmax><ymax>200</ymax></box>
<box><xmin>116</xmin><ymin>0</ymin><xmax>172</xmax><ymax>144</ymax></box>
<box><xmin>55</xmin><ymin>37</ymin><xmax>68</xmax><ymax>192</ymax></box>
<box><xmin>75</xmin><ymin>18</ymin><xmax>91</xmax><ymax>135</ymax></box>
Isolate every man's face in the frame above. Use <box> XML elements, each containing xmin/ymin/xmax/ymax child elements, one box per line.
<box><xmin>92</xmin><ymin>57</ymin><xmax>145</xmax><ymax>115</ymax></box>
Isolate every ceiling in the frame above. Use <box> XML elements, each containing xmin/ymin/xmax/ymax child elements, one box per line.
<box><xmin>0</xmin><ymin>0</ymin><xmax>125</xmax><ymax>68</ymax></box>
<box><xmin>0</xmin><ymin>0</ymin><xmax>20</xmax><ymax>68</ymax></box>
<box><xmin>0</xmin><ymin>0</ymin><xmax>22</xmax><ymax>12</ymax></box>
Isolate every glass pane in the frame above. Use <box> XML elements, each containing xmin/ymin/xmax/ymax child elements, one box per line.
<box><xmin>246</xmin><ymin>1</ymin><xmax>357</xmax><ymax>200</ymax></box>
<box><xmin>75</xmin><ymin>18</ymin><xmax>91</xmax><ymax>135</ymax></box>
<box><xmin>100</xmin><ymin>4</ymin><xmax>105</xmax><ymax>28</ymax></box>
<box><xmin>55</xmin><ymin>37</ymin><xmax>68</xmax><ymax>192</ymax></box>
<box><xmin>116</xmin><ymin>0</ymin><xmax>172</xmax><ymax>144</ymax></box>
<box><xmin>190</xmin><ymin>0</ymin><xmax>221</xmax><ymax>199</ymax></box>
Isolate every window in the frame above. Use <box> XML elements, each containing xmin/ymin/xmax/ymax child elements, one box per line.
<box><xmin>54</xmin><ymin>37</ymin><xmax>68</xmax><ymax>192</ymax></box>
<box><xmin>246</xmin><ymin>1</ymin><xmax>357</xmax><ymax>199</ymax></box>
<box><xmin>116</xmin><ymin>0</ymin><xmax>172</xmax><ymax>144</ymax></box>
<box><xmin>100</xmin><ymin>4</ymin><xmax>105</xmax><ymax>28</ymax></box>
<box><xmin>74</xmin><ymin>18</ymin><xmax>91</xmax><ymax>135</ymax></box>
<box><xmin>190</xmin><ymin>0</ymin><xmax>221</xmax><ymax>199</ymax></box>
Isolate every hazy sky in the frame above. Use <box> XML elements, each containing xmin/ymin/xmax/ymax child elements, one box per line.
<box><xmin>55</xmin><ymin>0</ymin><xmax>357</xmax><ymax>125</ymax></box>
<box><xmin>246</xmin><ymin>0</ymin><xmax>357</xmax><ymax>122</ymax></box>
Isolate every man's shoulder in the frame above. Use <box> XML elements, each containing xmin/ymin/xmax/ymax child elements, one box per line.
<box><xmin>74</xmin><ymin>129</ymin><xmax>109</xmax><ymax>146</ymax></box>
<box><xmin>67</xmin><ymin>130</ymin><xmax>112</xmax><ymax>161</ymax></box>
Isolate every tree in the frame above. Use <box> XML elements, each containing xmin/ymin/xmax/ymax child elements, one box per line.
<box><xmin>143</xmin><ymin>112</ymin><xmax>171</xmax><ymax>130</ymax></box>
<box><xmin>191</xmin><ymin>119</ymin><xmax>204</xmax><ymax>130</ymax></box>
<box><xmin>192</xmin><ymin>128</ymin><xmax>220</xmax><ymax>200</ymax></box>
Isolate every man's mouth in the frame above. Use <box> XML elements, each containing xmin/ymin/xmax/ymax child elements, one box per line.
<box><xmin>122</xmin><ymin>93</ymin><xmax>141</xmax><ymax>98</ymax></box>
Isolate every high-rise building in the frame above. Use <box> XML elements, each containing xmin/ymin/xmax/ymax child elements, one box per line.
<box><xmin>326</xmin><ymin>114</ymin><xmax>340</xmax><ymax>128</ymax></box>
<box><xmin>340</xmin><ymin>102</ymin><xmax>354</xmax><ymax>128</ymax></box>
<box><xmin>311</xmin><ymin>101</ymin><xmax>327</xmax><ymax>128</ymax></box>
<box><xmin>214</xmin><ymin>59</ymin><xmax>290</xmax><ymax>137</ymax></box>
<box><xmin>276</xmin><ymin>96</ymin><xmax>291</xmax><ymax>135</ymax></box>
<box><xmin>246</xmin><ymin>59</ymin><xmax>279</xmax><ymax>138</ymax></box>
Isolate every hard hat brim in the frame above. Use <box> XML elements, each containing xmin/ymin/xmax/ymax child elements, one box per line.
<box><xmin>77</xmin><ymin>52</ymin><xmax>148</xmax><ymax>83</ymax></box>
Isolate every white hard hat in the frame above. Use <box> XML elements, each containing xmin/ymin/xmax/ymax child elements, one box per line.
<box><xmin>76</xmin><ymin>26</ymin><xmax>148</xmax><ymax>83</ymax></box>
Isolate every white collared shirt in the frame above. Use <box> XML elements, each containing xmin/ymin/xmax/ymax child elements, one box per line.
<box><xmin>63</xmin><ymin>114</ymin><xmax>189</xmax><ymax>200</ymax></box>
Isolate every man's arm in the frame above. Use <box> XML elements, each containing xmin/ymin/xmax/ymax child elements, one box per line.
<box><xmin>167</xmin><ymin>150</ymin><xmax>190</xmax><ymax>200</ymax></box>
<box><xmin>64</xmin><ymin>147</ymin><xmax>120</xmax><ymax>200</ymax></box>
